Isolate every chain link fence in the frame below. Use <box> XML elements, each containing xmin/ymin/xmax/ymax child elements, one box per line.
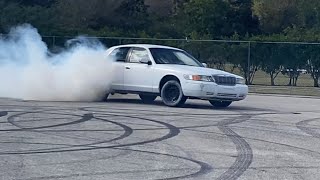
<box><xmin>29</xmin><ymin>36</ymin><xmax>320</xmax><ymax>96</ymax></box>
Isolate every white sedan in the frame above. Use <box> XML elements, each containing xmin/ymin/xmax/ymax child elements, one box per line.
<box><xmin>106</xmin><ymin>44</ymin><xmax>248</xmax><ymax>108</ymax></box>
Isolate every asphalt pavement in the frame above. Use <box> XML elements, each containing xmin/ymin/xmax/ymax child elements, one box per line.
<box><xmin>0</xmin><ymin>94</ymin><xmax>320</xmax><ymax>180</ymax></box>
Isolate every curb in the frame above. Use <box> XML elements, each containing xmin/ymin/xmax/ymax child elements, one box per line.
<box><xmin>248</xmin><ymin>93</ymin><xmax>320</xmax><ymax>99</ymax></box>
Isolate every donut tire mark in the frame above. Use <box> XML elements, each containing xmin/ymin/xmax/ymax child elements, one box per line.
<box><xmin>80</xmin><ymin>106</ymin><xmax>236</xmax><ymax>116</ymax></box>
<box><xmin>0</xmin><ymin>111</ymin><xmax>8</xmax><ymax>117</ymax></box>
<box><xmin>37</xmin><ymin>150</ymin><xmax>132</xmax><ymax>167</ymax></box>
<box><xmin>217</xmin><ymin>126</ymin><xmax>253</xmax><ymax>180</ymax></box>
<box><xmin>216</xmin><ymin>115</ymin><xmax>253</xmax><ymax>180</ymax></box>
<box><xmin>1</xmin><ymin>106</ymin><xmax>215</xmax><ymax>179</ymax></box>
<box><xmin>296</xmin><ymin>118</ymin><xmax>320</xmax><ymax>138</ymax></box>
<box><xmin>186</xmin><ymin>124</ymin><xmax>320</xmax><ymax>159</ymax></box>
<box><xmin>1</xmin><ymin>113</ymin><xmax>134</xmax><ymax>154</ymax></box>
<box><xmin>2</xmin><ymin>112</ymin><xmax>93</xmax><ymax>131</ymax></box>
<box><xmin>0</xmin><ymin>110</ymin><xmax>213</xmax><ymax>180</ymax></box>
<box><xmin>82</xmin><ymin>107</ymin><xmax>255</xmax><ymax>180</ymax></box>
<box><xmin>20</xmin><ymin>147</ymin><xmax>212</xmax><ymax>180</ymax></box>
<box><xmin>0</xmin><ymin>113</ymin><xmax>180</xmax><ymax>155</ymax></box>
<box><xmin>113</xmin><ymin>147</ymin><xmax>213</xmax><ymax>180</ymax></box>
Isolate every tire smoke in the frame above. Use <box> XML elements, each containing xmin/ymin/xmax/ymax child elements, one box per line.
<box><xmin>0</xmin><ymin>24</ymin><xmax>114</xmax><ymax>101</ymax></box>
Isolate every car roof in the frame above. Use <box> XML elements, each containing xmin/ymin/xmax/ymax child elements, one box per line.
<box><xmin>109</xmin><ymin>44</ymin><xmax>182</xmax><ymax>51</ymax></box>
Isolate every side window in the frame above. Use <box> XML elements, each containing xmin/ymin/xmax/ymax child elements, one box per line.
<box><xmin>129</xmin><ymin>48</ymin><xmax>150</xmax><ymax>63</ymax></box>
<box><xmin>110</xmin><ymin>47</ymin><xmax>130</xmax><ymax>62</ymax></box>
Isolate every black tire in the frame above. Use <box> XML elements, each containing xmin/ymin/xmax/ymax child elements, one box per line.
<box><xmin>139</xmin><ymin>94</ymin><xmax>157</xmax><ymax>103</ymax></box>
<box><xmin>209</xmin><ymin>100</ymin><xmax>232</xmax><ymax>108</ymax></box>
<box><xmin>161</xmin><ymin>80</ymin><xmax>187</xmax><ymax>107</ymax></box>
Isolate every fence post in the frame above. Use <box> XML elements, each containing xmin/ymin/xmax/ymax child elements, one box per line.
<box><xmin>52</xmin><ymin>36</ymin><xmax>56</xmax><ymax>47</ymax></box>
<box><xmin>247</xmin><ymin>41</ymin><xmax>251</xmax><ymax>85</ymax></box>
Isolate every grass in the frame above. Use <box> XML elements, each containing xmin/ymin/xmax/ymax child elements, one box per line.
<box><xmin>249</xmin><ymin>85</ymin><xmax>320</xmax><ymax>97</ymax></box>
<box><xmin>220</xmin><ymin>65</ymin><xmax>320</xmax><ymax>96</ymax></box>
<box><xmin>252</xmin><ymin>71</ymin><xmax>315</xmax><ymax>87</ymax></box>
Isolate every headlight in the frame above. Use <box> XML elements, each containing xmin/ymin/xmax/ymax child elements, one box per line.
<box><xmin>236</xmin><ymin>78</ymin><xmax>246</xmax><ymax>85</ymax></box>
<box><xmin>184</xmin><ymin>75</ymin><xmax>215</xmax><ymax>82</ymax></box>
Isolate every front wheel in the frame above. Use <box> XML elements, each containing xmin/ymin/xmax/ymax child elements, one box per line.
<box><xmin>161</xmin><ymin>80</ymin><xmax>187</xmax><ymax>107</ymax></box>
<box><xmin>139</xmin><ymin>94</ymin><xmax>157</xmax><ymax>103</ymax></box>
<box><xmin>209</xmin><ymin>100</ymin><xmax>232</xmax><ymax>108</ymax></box>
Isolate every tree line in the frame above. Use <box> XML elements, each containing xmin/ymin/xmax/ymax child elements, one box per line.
<box><xmin>0</xmin><ymin>0</ymin><xmax>320</xmax><ymax>86</ymax></box>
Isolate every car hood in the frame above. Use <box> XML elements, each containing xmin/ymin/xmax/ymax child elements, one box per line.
<box><xmin>155</xmin><ymin>64</ymin><xmax>243</xmax><ymax>78</ymax></box>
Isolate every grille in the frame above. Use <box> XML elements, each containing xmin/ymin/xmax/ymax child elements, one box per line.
<box><xmin>217</xmin><ymin>93</ymin><xmax>237</xmax><ymax>98</ymax></box>
<box><xmin>213</xmin><ymin>75</ymin><xmax>236</xmax><ymax>86</ymax></box>
<box><xmin>218</xmin><ymin>93</ymin><xmax>237</xmax><ymax>98</ymax></box>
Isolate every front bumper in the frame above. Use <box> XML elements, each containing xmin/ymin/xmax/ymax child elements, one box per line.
<box><xmin>182</xmin><ymin>81</ymin><xmax>248</xmax><ymax>101</ymax></box>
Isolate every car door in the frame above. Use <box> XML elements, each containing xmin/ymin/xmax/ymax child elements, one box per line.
<box><xmin>109</xmin><ymin>47</ymin><xmax>130</xmax><ymax>91</ymax></box>
<box><xmin>124</xmin><ymin>47</ymin><xmax>153</xmax><ymax>92</ymax></box>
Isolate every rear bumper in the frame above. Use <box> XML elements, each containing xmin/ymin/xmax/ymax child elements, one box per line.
<box><xmin>182</xmin><ymin>81</ymin><xmax>248</xmax><ymax>101</ymax></box>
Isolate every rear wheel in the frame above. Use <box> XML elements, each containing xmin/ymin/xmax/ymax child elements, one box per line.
<box><xmin>139</xmin><ymin>94</ymin><xmax>157</xmax><ymax>103</ymax></box>
<box><xmin>161</xmin><ymin>80</ymin><xmax>187</xmax><ymax>107</ymax></box>
<box><xmin>209</xmin><ymin>100</ymin><xmax>232</xmax><ymax>108</ymax></box>
<box><xmin>101</xmin><ymin>93</ymin><xmax>109</xmax><ymax>102</ymax></box>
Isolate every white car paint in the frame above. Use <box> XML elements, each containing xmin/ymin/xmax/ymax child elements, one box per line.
<box><xmin>107</xmin><ymin>44</ymin><xmax>248</xmax><ymax>102</ymax></box>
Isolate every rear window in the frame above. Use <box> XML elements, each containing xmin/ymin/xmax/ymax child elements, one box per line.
<box><xmin>110</xmin><ymin>47</ymin><xmax>130</xmax><ymax>62</ymax></box>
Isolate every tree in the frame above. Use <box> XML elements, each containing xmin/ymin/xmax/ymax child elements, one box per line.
<box><xmin>0</xmin><ymin>0</ymin><xmax>56</xmax><ymax>7</ymax></box>
<box><xmin>253</xmin><ymin>0</ymin><xmax>300</xmax><ymax>33</ymax></box>
<box><xmin>280</xmin><ymin>45</ymin><xmax>306</xmax><ymax>86</ymax></box>
<box><xmin>54</xmin><ymin>0</ymin><xmax>126</xmax><ymax>33</ymax></box>
<box><xmin>179</xmin><ymin>0</ymin><xmax>259</xmax><ymax>38</ymax></box>
<box><xmin>0</xmin><ymin>1</ymin><xmax>56</xmax><ymax>34</ymax></box>
<box><xmin>227</xmin><ymin>0</ymin><xmax>259</xmax><ymax>36</ymax></box>
<box><xmin>182</xmin><ymin>0</ymin><xmax>231</xmax><ymax>37</ymax></box>
<box><xmin>228</xmin><ymin>42</ymin><xmax>258</xmax><ymax>85</ymax></box>
<box><xmin>297</xmin><ymin>0</ymin><xmax>320</xmax><ymax>28</ymax></box>
<box><xmin>303</xmin><ymin>45</ymin><xmax>320</xmax><ymax>87</ymax></box>
<box><xmin>115</xmin><ymin>0</ymin><xmax>150</xmax><ymax>31</ymax></box>
<box><xmin>253</xmin><ymin>43</ymin><xmax>284</xmax><ymax>85</ymax></box>
<box><xmin>182</xmin><ymin>41</ymin><xmax>230</xmax><ymax>70</ymax></box>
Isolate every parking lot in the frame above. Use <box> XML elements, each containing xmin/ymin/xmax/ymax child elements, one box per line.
<box><xmin>1</xmin><ymin>94</ymin><xmax>320</xmax><ymax>180</ymax></box>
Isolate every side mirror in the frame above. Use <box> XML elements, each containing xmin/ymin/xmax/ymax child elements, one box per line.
<box><xmin>140</xmin><ymin>58</ymin><xmax>152</xmax><ymax>65</ymax></box>
<box><xmin>202</xmin><ymin>63</ymin><xmax>208</xmax><ymax>68</ymax></box>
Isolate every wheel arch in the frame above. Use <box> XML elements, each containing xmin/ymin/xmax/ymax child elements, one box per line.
<box><xmin>159</xmin><ymin>75</ymin><xmax>181</xmax><ymax>92</ymax></box>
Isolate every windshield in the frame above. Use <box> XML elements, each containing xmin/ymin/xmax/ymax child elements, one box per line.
<box><xmin>149</xmin><ymin>48</ymin><xmax>203</xmax><ymax>67</ymax></box>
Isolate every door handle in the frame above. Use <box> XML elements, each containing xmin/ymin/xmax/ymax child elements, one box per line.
<box><xmin>125</xmin><ymin>67</ymin><xmax>130</xmax><ymax>69</ymax></box>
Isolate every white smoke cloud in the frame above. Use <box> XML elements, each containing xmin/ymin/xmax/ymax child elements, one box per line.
<box><xmin>0</xmin><ymin>24</ymin><xmax>114</xmax><ymax>101</ymax></box>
